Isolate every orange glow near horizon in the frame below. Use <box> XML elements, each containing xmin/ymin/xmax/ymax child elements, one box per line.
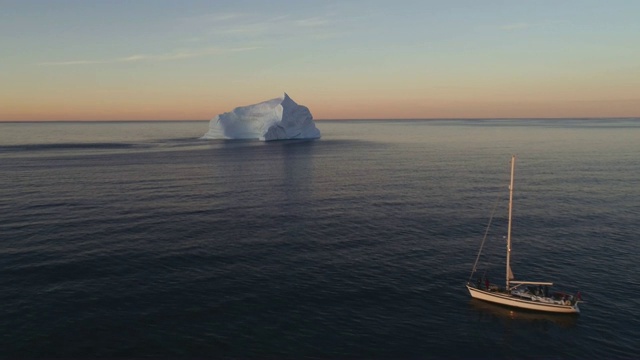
<box><xmin>2</xmin><ymin>96</ymin><xmax>639</xmax><ymax>121</ymax></box>
<box><xmin>3</xmin><ymin>69</ymin><xmax>638</xmax><ymax>121</ymax></box>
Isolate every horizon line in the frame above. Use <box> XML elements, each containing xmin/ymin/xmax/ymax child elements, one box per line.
<box><xmin>1</xmin><ymin>117</ymin><xmax>639</xmax><ymax>123</ymax></box>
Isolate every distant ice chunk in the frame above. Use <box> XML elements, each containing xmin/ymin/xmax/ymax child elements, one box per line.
<box><xmin>201</xmin><ymin>93</ymin><xmax>321</xmax><ymax>141</ymax></box>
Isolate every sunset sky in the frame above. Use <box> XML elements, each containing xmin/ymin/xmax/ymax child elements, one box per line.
<box><xmin>2</xmin><ymin>0</ymin><xmax>639</xmax><ymax>121</ymax></box>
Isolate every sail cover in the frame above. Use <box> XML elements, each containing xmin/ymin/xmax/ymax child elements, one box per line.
<box><xmin>508</xmin><ymin>266</ymin><xmax>515</xmax><ymax>280</ymax></box>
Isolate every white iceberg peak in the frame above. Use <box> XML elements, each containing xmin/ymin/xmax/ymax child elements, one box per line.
<box><xmin>202</xmin><ymin>93</ymin><xmax>321</xmax><ymax>141</ymax></box>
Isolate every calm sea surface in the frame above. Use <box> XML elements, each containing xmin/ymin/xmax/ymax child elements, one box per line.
<box><xmin>1</xmin><ymin>119</ymin><xmax>639</xmax><ymax>358</ymax></box>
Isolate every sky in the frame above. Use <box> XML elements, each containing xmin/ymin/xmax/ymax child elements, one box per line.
<box><xmin>1</xmin><ymin>0</ymin><xmax>639</xmax><ymax>121</ymax></box>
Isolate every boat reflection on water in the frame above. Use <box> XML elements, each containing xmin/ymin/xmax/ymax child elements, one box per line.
<box><xmin>469</xmin><ymin>299</ymin><xmax>579</xmax><ymax>329</ymax></box>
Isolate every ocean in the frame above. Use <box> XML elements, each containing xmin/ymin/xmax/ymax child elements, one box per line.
<box><xmin>1</xmin><ymin>119</ymin><xmax>639</xmax><ymax>358</ymax></box>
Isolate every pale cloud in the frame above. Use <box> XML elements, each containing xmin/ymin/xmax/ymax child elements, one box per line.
<box><xmin>178</xmin><ymin>11</ymin><xmax>337</xmax><ymax>48</ymax></box>
<box><xmin>191</xmin><ymin>12</ymin><xmax>332</xmax><ymax>38</ymax></box>
<box><xmin>213</xmin><ymin>15</ymin><xmax>293</xmax><ymax>36</ymax></box>
<box><xmin>295</xmin><ymin>17</ymin><xmax>329</xmax><ymax>27</ymax></box>
<box><xmin>184</xmin><ymin>36</ymin><xmax>204</xmax><ymax>43</ymax></box>
<box><xmin>500</xmin><ymin>22</ymin><xmax>531</xmax><ymax>31</ymax></box>
<box><xmin>38</xmin><ymin>47</ymin><xmax>259</xmax><ymax>66</ymax></box>
<box><xmin>217</xmin><ymin>23</ymin><xmax>270</xmax><ymax>36</ymax></box>
<box><xmin>181</xmin><ymin>12</ymin><xmax>250</xmax><ymax>24</ymax></box>
<box><xmin>209</xmin><ymin>12</ymin><xmax>247</xmax><ymax>22</ymax></box>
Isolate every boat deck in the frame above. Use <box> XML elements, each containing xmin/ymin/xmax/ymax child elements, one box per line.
<box><xmin>467</xmin><ymin>283</ymin><xmax>580</xmax><ymax>313</ymax></box>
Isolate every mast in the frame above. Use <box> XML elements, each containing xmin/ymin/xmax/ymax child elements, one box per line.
<box><xmin>506</xmin><ymin>155</ymin><xmax>516</xmax><ymax>290</ymax></box>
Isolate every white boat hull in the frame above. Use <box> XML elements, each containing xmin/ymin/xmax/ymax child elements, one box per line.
<box><xmin>467</xmin><ymin>285</ymin><xmax>580</xmax><ymax>314</ymax></box>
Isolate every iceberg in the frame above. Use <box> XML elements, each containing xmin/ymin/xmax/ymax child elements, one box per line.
<box><xmin>201</xmin><ymin>93</ymin><xmax>321</xmax><ymax>141</ymax></box>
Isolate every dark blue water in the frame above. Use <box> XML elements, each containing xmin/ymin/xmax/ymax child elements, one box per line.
<box><xmin>1</xmin><ymin>119</ymin><xmax>639</xmax><ymax>358</ymax></box>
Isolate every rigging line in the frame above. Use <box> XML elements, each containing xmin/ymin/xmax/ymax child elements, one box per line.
<box><xmin>468</xmin><ymin>191</ymin><xmax>503</xmax><ymax>284</ymax></box>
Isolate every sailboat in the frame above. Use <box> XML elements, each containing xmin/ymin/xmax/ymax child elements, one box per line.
<box><xmin>466</xmin><ymin>155</ymin><xmax>581</xmax><ymax>314</ymax></box>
